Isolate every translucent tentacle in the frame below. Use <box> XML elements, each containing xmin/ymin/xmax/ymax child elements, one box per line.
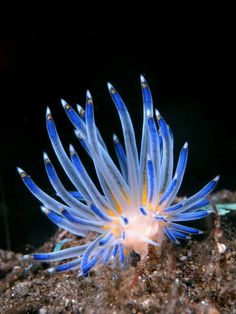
<box><xmin>147</xmin><ymin>157</ymin><xmax>155</xmax><ymax>206</ymax></box>
<box><xmin>17</xmin><ymin>167</ymin><xmax>72</xmax><ymax>215</ymax></box>
<box><xmin>169</xmin><ymin>223</ymin><xmax>203</xmax><ymax>234</ymax></box>
<box><xmin>61</xmin><ymin>208</ymin><xmax>104</xmax><ymax>232</ymax></box>
<box><xmin>69</xmin><ymin>144</ymin><xmax>114</xmax><ymax>214</ymax></box>
<box><xmin>76</xmin><ymin>130</ymin><xmax>128</xmax><ymax>213</ymax></box>
<box><xmin>43</xmin><ymin>153</ymin><xmax>94</xmax><ymax>218</ymax></box>
<box><xmin>81</xmin><ymin>236</ymin><xmax>102</xmax><ymax>274</ymax></box>
<box><xmin>61</xmin><ymin>99</ymin><xmax>108</xmax><ymax>152</ymax></box>
<box><xmin>171</xmin><ymin>176</ymin><xmax>219</xmax><ymax>214</ymax></box>
<box><xmin>165</xmin><ymin>142</ymin><xmax>188</xmax><ymax>206</ymax></box>
<box><xmin>108</xmin><ymin>83</ymin><xmax>139</xmax><ymax>207</ymax></box>
<box><xmin>139</xmin><ymin>76</ymin><xmax>154</xmax><ymax>206</ymax></box>
<box><xmin>46</xmin><ymin>107</ymin><xmax>91</xmax><ymax>201</ymax></box>
<box><xmin>147</xmin><ymin>112</ymin><xmax>161</xmax><ymax>203</ymax></box>
<box><xmin>24</xmin><ymin>244</ymin><xmax>88</xmax><ymax>262</ymax></box>
<box><xmin>113</xmin><ymin>134</ymin><xmax>128</xmax><ymax>182</ymax></box>
<box><xmin>85</xmin><ymin>92</ymin><xmax>129</xmax><ymax>198</ymax></box>
<box><xmin>156</xmin><ymin>110</ymin><xmax>174</xmax><ymax>193</ymax></box>
<box><xmin>169</xmin><ymin>210</ymin><xmax>209</xmax><ymax>222</ymax></box>
<box><xmin>41</xmin><ymin>207</ymin><xmax>87</xmax><ymax>236</ymax></box>
<box><xmin>48</xmin><ymin>258</ymin><xmax>81</xmax><ymax>273</ymax></box>
<box><xmin>160</xmin><ymin>174</ymin><xmax>178</xmax><ymax>205</ymax></box>
<box><xmin>163</xmin><ymin>226</ymin><xmax>179</xmax><ymax>244</ymax></box>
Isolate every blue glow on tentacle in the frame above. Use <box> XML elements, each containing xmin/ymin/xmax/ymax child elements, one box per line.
<box><xmin>74</xmin><ymin>129</ymin><xmax>91</xmax><ymax>156</ymax></box>
<box><xmin>163</xmin><ymin>203</ymin><xmax>183</xmax><ymax>213</ymax></box>
<box><xmin>174</xmin><ymin>176</ymin><xmax>219</xmax><ymax>213</ymax></box>
<box><xmin>156</xmin><ymin>110</ymin><xmax>174</xmax><ymax>193</ymax></box>
<box><xmin>61</xmin><ymin>99</ymin><xmax>86</xmax><ymax>136</ymax></box>
<box><xmin>154</xmin><ymin>214</ymin><xmax>167</xmax><ymax>221</ymax></box>
<box><xmin>113</xmin><ymin>134</ymin><xmax>128</xmax><ymax>182</ymax></box>
<box><xmin>121</xmin><ymin>216</ymin><xmax>129</xmax><ymax>225</ymax></box>
<box><xmin>17</xmin><ymin>167</ymin><xmax>74</xmax><ymax>216</ymax></box>
<box><xmin>164</xmin><ymin>142</ymin><xmax>188</xmax><ymax>206</ymax></box>
<box><xmin>82</xmin><ymin>256</ymin><xmax>99</xmax><ymax>275</ymax></box>
<box><xmin>112</xmin><ymin>244</ymin><xmax>119</xmax><ymax>257</ymax></box>
<box><xmin>102</xmin><ymin>247</ymin><xmax>113</xmax><ymax>264</ymax></box>
<box><xmin>170</xmin><ymin>210</ymin><xmax>209</xmax><ymax>222</ymax></box>
<box><xmin>40</xmin><ymin>207</ymin><xmax>88</xmax><ymax>236</ymax></box>
<box><xmin>118</xmin><ymin>244</ymin><xmax>125</xmax><ymax>264</ymax></box>
<box><xmin>81</xmin><ymin>237</ymin><xmax>102</xmax><ymax>274</ymax></box>
<box><xmin>62</xmin><ymin>99</ymin><xmax>108</xmax><ymax>152</ymax></box>
<box><xmin>139</xmin><ymin>76</ymin><xmax>154</xmax><ymax>206</ymax></box>
<box><xmin>24</xmin><ymin>244</ymin><xmax>87</xmax><ymax>262</ymax></box>
<box><xmin>76</xmin><ymin>104</ymin><xmax>85</xmax><ymax>119</ymax></box>
<box><xmin>147</xmin><ymin>158</ymin><xmax>155</xmax><ymax>205</ymax></box>
<box><xmin>48</xmin><ymin>258</ymin><xmax>81</xmax><ymax>273</ymax></box>
<box><xmin>61</xmin><ymin>208</ymin><xmax>104</xmax><ymax>232</ymax></box>
<box><xmin>90</xmin><ymin>204</ymin><xmax>113</xmax><ymax>222</ymax></box>
<box><xmin>160</xmin><ymin>174</ymin><xmax>178</xmax><ymax>205</ymax></box>
<box><xmin>163</xmin><ymin>227</ymin><xmax>179</xmax><ymax>243</ymax></box>
<box><xmin>68</xmin><ymin>191</ymin><xmax>85</xmax><ymax>201</ymax></box>
<box><xmin>147</xmin><ymin>112</ymin><xmax>161</xmax><ymax>201</ymax></box>
<box><xmin>99</xmin><ymin>233</ymin><xmax>113</xmax><ymax>246</ymax></box>
<box><xmin>171</xmin><ymin>230</ymin><xmax>191</xmax><ymax>240</ymax></box>
<box><xmin>140</xmin><ymin>207</ymin><xmax>148</xmax><ymax>216</ymax></box>
<box><xmin>140</xmin><ymin>75</ymin><xmax>153</xmax><ymax>114</ymax></box>
<box><xmin>185</xmin><ymin>199</ymin><xmax>209</xmax><ymax>211</ymax></box>
<box><xmin>170</xmin><ymin>223</ymin><xmax>202</xmax><ymax>234</ymax></box>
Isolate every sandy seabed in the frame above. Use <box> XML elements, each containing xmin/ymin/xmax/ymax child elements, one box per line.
<box><xmin>0</xmin><ymin>190</ymin><xmax>236</xmax><ymax>314</ymax></box>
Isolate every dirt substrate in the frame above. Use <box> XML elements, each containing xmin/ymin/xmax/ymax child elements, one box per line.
<box><xmin>0</xmin><ymin>190</ymin><xmax>236</xmax><ymax>314</ymax></box>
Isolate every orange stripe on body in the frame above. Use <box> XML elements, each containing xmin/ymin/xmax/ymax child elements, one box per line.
<box><xmin>142</xmin><ymin>179</ymin><xmax>147</xmax><ymax>206</ymax></box>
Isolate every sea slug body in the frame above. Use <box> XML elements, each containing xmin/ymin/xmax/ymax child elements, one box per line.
<box><xmin>18</xmin><ymin>76</ymin><xmax>219</xmax><ymax>276</ymax></box>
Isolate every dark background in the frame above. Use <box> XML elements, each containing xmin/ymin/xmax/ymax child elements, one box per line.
<box><xmin>0</xmin><ymin>4</ymin><xmax>234</xmax><ymax>252</ymax></box>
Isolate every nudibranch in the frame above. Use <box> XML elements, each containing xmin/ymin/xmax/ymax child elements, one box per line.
<box><xmin>18</xmin><ymin>76</ymin><xmax>219</xmax><ymax>276</ymax></box>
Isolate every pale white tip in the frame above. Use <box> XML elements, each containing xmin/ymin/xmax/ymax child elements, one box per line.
<box><xmin>74</xmin><ymin>129</ymin><xmax>79</xmax><ymax>137</ymax></box>
<box><xmin>76</xmin><ymin>104</ymin><xmax>82</xmax><ymax>111</ymax></box>
<box><xmin>147</xmin><ymin>153</ymin><xmax>151</xmax><ymax>161</ymax></box>
<box><xmin>107</xmin><ymin>82</ymin><xmax>113</xmax><ymax>90</ymax></box>
<box><xmin>86</xmin><ymin>90</ymin><xmax>92</xmax><ymax>99</ymax></box>
<box><xmin>16</xmin><ymin>167</ymin><xmax>24</xmax><ymax>174</ymax></box>
<box><xmin>183</xmin><ymin>142</ymin><xmax>188</xmax><ymax>149</ymax></box>
<box><xmin>23</xmin><ymin>254</ymin><xmax>30</xmax><ymax>260</ymax></box>
<box><xmin>140</xmin><ymin>74</ymin><xmax>145</xmax><ymax>82</ymax></box>
<box><xmin>47</xmin><ymin>267</ymin><xmax>55</xmax><ymax>274</ymax></box>
<box><xmin>146</xmin><ymin>108</ymin><xmax>152</xmax><ymax>118</ymax></box>
<box><xmin>173</xmin><ymin>173</ymin><xmax>178</xmax><ymax>180</ymax></box>
<box><xmin>46</xmin><ymin>107</ymin><xmax>51</xmax><ymax>116</ymax></box>
<box><xmin>43</xmin><ymin>152</ymin><xmax>49</xmax><ymax>161</ymax></box>
<box><xmin>113</xmin><ymin>134</ymin><xmax>118</xmax><ymax>142</ymax></box>
<box><xmin>155</xmin><ymin>109</ymin><xmax>161</xmax><ymax>117</ymax></box>
<box><xmin>76</xmin><ymin>104</ymin><xmax>85</xmax><ymax>116</ymax></box>
<box><xmin>40</xmin><ymin>206</ymin><xmax>50</xmax><ymax>215</ymax></box>
<box><xmin>61</xmin><ymin>99</ymin><xmax>68</xmax><ymax>108</ymax></box>
<box><xmin>74</xmin><ymin>129</ymin><xmax>83</xmax><ymax>139</ymax></box>
<box><xmin>69</xmin><ymin>144</ymin><xmax>75</xmax><ymax>154</ymax></box>
<box><xmin>214</xmin><ymin>175</ymin><xmax>220</xmax><ymax>182</ymax></box>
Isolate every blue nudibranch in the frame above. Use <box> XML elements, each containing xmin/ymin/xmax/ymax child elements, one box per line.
<box><xmin>18</xmin><ymin>76</ymin><xmax>219</xmax><ymax>276</ymax></box>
